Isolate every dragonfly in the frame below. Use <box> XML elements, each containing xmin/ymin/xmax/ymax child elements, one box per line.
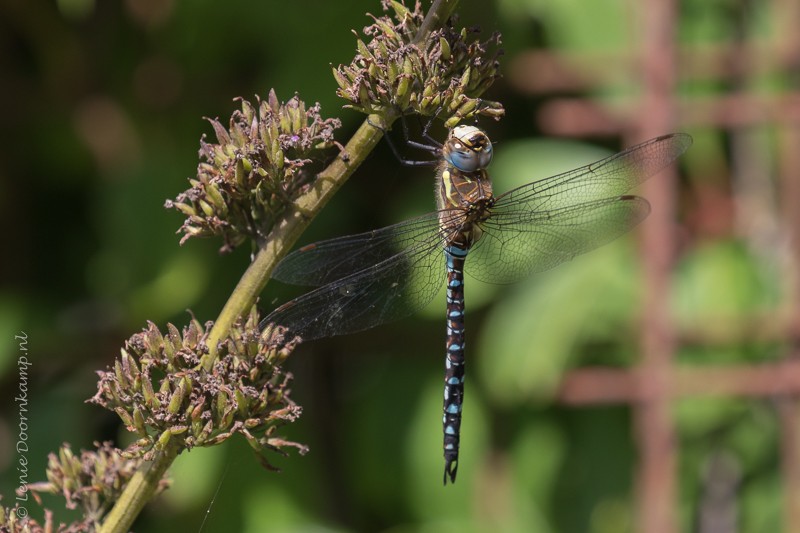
<box><xmin>260</xmin><ymin>125</ymin><xmax>692</xmax><ymax>484</ymax></box>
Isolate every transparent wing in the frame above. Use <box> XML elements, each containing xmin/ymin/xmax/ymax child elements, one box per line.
<box><xmin>261</xmin><ymin>234</ymin><xmax>446</xmax><ymax>342</ymax></box>
<box><xmin>272</xmin><ymin>212</ymin><xmax>444</xmax><ymax>286</ymax></box>
<box><xmin>491</xmin><ymin>133</ymin><xmax>692</xmax><ymax>211</ymax></box>
<box><xmin>464</xmin><ymin>133</ymin><xmax>691</xmax><ymax>284</ymax></box>
<box><xmin>465</xmin><ymin>195</ymin><xmax>650</xmax><ymax>284</ymax></box>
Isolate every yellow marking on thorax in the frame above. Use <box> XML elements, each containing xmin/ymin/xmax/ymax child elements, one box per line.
<box><xmin>442</xmin><ymin>169</ymin><xmax>459</xmax><ymax>208</ymax></box>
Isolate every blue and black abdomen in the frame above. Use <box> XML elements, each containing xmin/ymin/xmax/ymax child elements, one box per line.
<box><xmin>442</xmin><ymin>246</ymin><xmax>468</xmax><ymax>484</ymax></box>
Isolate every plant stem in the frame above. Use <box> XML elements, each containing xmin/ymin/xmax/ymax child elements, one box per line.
<box><xmin>414</xmin><ymin>0</ymin><xmax>459</xmax><ymax>45</ymax></box>
<box><xmin>97</xmin><ymin>442</ymin><xmax>179</xmax><ymax>533</ymax></box>
<box><xmin>198</xmin><ymin>111</ymin><xmax>396</xmax><ymax>371</ymax></box>
<box><xmin>98</xmin><ymin>1</ymin><xmax>461</xmax><ymax>531</ymax></box>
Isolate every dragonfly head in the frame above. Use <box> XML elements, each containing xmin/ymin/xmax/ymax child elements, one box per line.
<box><xmin>443</xmin><ymin>125</ymin><xmax>493</xmax><ymax>172</ymax></box>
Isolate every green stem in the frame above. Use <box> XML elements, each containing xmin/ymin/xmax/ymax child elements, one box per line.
<box><xmin>198</xmin><ymin>111</ymin><xmax>397</xmax><ymax>371</ymax></box>
<box><xmin>98</xmin><ymin>1</ymin><xmax>461</xmax><ymax>531</ymax></box>
<box><xmin>97</xmin><ymin>442</ymin><xmax>179</xmax><ymax>533</ymax></box>
<box><xmin>414</xmin><ymin>0</ymin><xmax>459</xmax><ymax>44</ymax></box>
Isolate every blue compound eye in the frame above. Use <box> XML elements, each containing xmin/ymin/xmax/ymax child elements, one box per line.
<box><xmin>449</xmin><ymin>151</ymin><xmax>480</xmax><ymax>172</ymax></box>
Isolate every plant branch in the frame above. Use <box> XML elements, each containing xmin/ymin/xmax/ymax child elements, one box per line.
<box><xmin>97</xmin><ymin>441</ymin><xmax>179</xmax><ymax>533</ymax></box>
<box><xmin>414</xmin><ymin>0</ymin><xmax>459</xmax><ymax>44</ymax></box>
<box><xmin>198</xmin><ymin>111</ymin><xmax>397</xmax><ymax>371</ymax></box>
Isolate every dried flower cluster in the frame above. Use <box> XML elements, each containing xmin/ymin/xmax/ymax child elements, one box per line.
<box><xmin>333</xmin><ymin>0</ymin><xmax>505</xmax><ymax>127</ymax></box>
<box><xmin>166</xmin><ymin>90</ymin><xmax>341</xmax><ymax>253</ymax></box>
<box><xmin>4</xmin><ymin>442</ymin><xmax>161</xmax><ymax>532</ymax></box>
<box><xmin>90</xmin><ymin>307</ymin><xmax>306</xmax><ymax>464</ymax></box>
<box><xmin>0</xmin><ymin>502</ymin><xmax>54</xmax><ymax>532</ymax></box>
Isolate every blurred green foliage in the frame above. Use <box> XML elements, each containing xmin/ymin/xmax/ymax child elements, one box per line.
<box><xmin>0</xmin><ymin>0</ymin><xmax>790</xmax><ymax>531</ymax></box>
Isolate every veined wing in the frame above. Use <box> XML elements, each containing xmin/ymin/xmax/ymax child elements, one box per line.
<box><xmin>465</xmin><ymin>195</ymin><xmax>650</xmax><ymax>284</ymax></box>
<box><xmin>273</xmin><ymin>211</ymin><xmax>446</xmax><ymax>286</ymax></box>
<box><xmin>490</xmin><ymin>133</ymin><xmax>692</xmax><ymax>212</ymax></box>
<box><xmin>464</xmin><ymin>133</ymin><xmax>690</xmax><ymax>284</ymax></box>
<box><xmin>261</xmin><ymin>231</ymin><xmax>446</xmax><ymax>342</ymax></box>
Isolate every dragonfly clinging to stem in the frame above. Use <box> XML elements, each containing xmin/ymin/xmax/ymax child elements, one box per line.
<box><xmin>260</xmin><ymin>124</ymin><xmax>692</xmax><ymax>484</ymax></box>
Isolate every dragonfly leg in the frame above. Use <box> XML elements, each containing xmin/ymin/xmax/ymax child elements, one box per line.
<box><xmin>419</xmin><ymin>112</ymin><xmax>443</xmax><ymax>147</ymax></box>
<box><xmin>401</xmin><ymin>113</ymin><xmax>442</xmax><ymax>153</ymax></box>
<box><xmin>366</xmin><ymin>115</ymin><xmax>440</xmax><ymax>167</ymax></box>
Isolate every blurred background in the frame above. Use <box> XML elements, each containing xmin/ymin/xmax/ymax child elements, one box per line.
<box><xmin>1</xmin><ymin>0</ymin><xmax>799</xmax><ymax>531</ymax></box>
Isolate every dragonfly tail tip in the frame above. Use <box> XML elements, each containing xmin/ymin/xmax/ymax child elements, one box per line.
<box><xmin>443</xmin><ymin>459</ymin><xmax>458</xmax><ymax>485</ymax></box>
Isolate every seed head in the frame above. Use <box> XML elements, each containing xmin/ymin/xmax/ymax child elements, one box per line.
<box><xmin>90</xmin><ymin>306</ymin><xmax>306</xmax><ymax>467</ymax></box>
<box><xmin>14</xmin><ymin>442</ymin><xmax>163</xmax><ymax>531</ymax></box>
<box><xmin>166</xmin><ymin>90</ymin><xmax>341</xmax><ymax>253</ymax></box>
<box><xmin>334</xmin><ymin>0</ymin><xmax>505</xmax><ymax>127</ymax></box>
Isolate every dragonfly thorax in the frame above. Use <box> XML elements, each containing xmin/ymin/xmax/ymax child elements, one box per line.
<box><xmin>443</xmin><ymin>125</ymin><xmax>493</xmax><ymax>172</ymax></box>
<box><xmin>436</xmin><ymin>126</ymin><xmax>495</xmax><ymax>214</ymax></box>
